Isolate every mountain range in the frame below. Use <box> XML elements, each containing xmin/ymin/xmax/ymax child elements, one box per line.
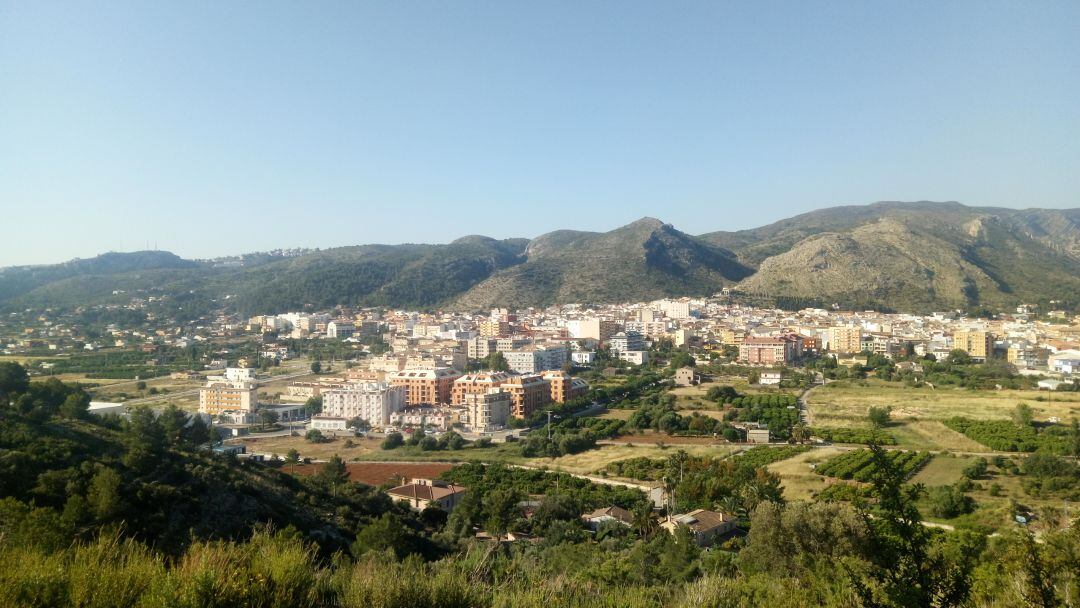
<box><xmin>3</xmin><ymin>201</ymin><xmax>1079</xmax><ymax>316</ymax></box>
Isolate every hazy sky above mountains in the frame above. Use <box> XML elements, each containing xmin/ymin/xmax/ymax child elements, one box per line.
<box><xmin>1</xmin><ymin>1</ymin><xmax>1078</xmax><ymax>266</ymax></box>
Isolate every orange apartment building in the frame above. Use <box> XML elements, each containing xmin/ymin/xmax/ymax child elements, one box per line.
<box><xmin>542</xmin><ymin>370</ymin><xmax>589</xmax><ymax>403</ymax></box>
<box><xmin>199</xmin><ymin>382</ymin><xmax>257</xmax><ymax>415</ymax></box>
<box><xmin>501</xmin><ymin>373</ymin><xmax>552</xmax><ymax>419</ymax></box>
<box><xmin>738</xmin><ymin>336</ymin><xmax>799</xmax><ymax>365</ymax></box>
<box><xmin>451</xmin><ymin>372</ymin><xmax>513</xmax><ymax>405</ymax></box>
<box><xmin>478</xmin><ymin>320</ymin><xmax>511</xmax><ymax>338</ymax></box>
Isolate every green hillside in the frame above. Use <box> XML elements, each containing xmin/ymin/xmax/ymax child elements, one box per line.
<box><xmin>452</xmin><ymin>218</ymin><xmax>753</xmax><ymax>309</ymax></box>
<box><xmin>712</xmin><ymin>202</ymin><xmax>1080</xmax><ymax>311</ymax></box>
<box><xmin>3</xmin><ymin>202</ymin><xmax>1080</xmax><ymax>314</ymax></box>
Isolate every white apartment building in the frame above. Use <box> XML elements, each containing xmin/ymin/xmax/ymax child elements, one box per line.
<box><xmin>618</xmin><ymin>351</ymin><xmax>649</xmax><ymax>365</ymax></box>
<box><xmin>321</xmin><ymin>382</ymin><xmax>406</xmax><ymax>426</ymax></box>
<box><xmin>224</xmin><ymin>367</ymin><xmax>256</xmax><ymax>383</ymax></box>
<box><xmin>326</xmin><ymin>321</ymin><xmax>355</xmax><ymax>339</ymax></box>
<box><xmin>503</xmin><ymin>344</ymin><xmax>568</xmax><ymax>374</ymax></box>
<box><xmin>657</xmin><ymin>300</ymin><xmax>692</xmax><ymax>320</ymax></box>
<box><xmin>566</xmin><ymin>318</ymin><xmax>619</xmax><ymax>341</ymax></box>
<box><xmin>463</xmin><ymin>390</ymin><xmax>511</xmax><ymax>432</ymax></box>
<box><xmin>608</xmin><ymin>331</ymin><xmax>645</xmax><ymax>354</ymax></box>
<box><xmin>571</xmin><ymin>351</ymin><xmax>596</xmax><ymax>365</ymax></box>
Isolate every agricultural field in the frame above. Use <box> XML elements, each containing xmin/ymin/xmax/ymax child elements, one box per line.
<box><xmin>766</xmin><ymin>447</ymin><xmax>847</xmax><ymax>501</ymax></box>
<box><xmin>910</xmin><ymin>453</ymin><xmax>978</xmax><ymax>486</ymax></box>
<box><xmin>282</xmin><ymin>462</ymin><xmax>454</xmax><ymax>486</ymax></box>
<box><xmin>530</xmin><ymin>443</ymin><xmax>736</xmax><ymax>477</ymax></box>
<box><xmin>233</xmin><ymin>433</ymin><xmax>385</xmax><ymax>461</ymax></box>
<box><xmin>805</xmin><ymin>381</ymin><xmax>1080</xmax><ymax>451</ymax></box>
<box><xmin>597</xmin><ymin>408</ymin><xmax>635</xmax><ymax>421</ymax></box>
<box><xmin>233</xmin><ymin>431</ymin><xmax>740</xmax><ymax>478</ymax></box>
<box><xmin>885</xmin><ymin>420</ymin><xmax>989</xmax><ymax>452</ymax></box>
<box><xmin>814</xmin><ymin>449</ymin><xmax>932</xmax><ymax>482</ymax></box>
<box><xmin>604</xmin><ymin>431</ymin><xmax>733</xmax><ymax>446</ymax></box>
<box><xmin>806</xmin><ymin>381</ymin><xmax>1080</xmax><ymax>425</ymax></box>
<box><xmin>667</xmin><ymin>377</ymin><xmax>781</xmax><ymax>410</ymax></box>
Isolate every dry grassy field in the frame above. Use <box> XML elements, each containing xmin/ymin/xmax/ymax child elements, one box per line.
<box><xmin>767</xmin><ymin>447</ymin><xmax>846</xmax><ymax>501</ymax></box>
<box><xmin>806</xmin><ymin>382</ymin><xmax>1080</xmax><ymax>426</ymax></box>
<box><xmin>282</xmin><ymin>462</ymin><xmax>454</xmax><ymax>486</ymax></box>
<box><xmin>909</xmin><ymin>453</ymin><xmax>976</xmax><ymax>486</ymax></box>
<box><xmin>234</xmin><ymin>434</ymin><xmax>384</xmax><ymax>460</ymax></box>
<box><xmin>882</xmin><ymin>419</ymin><xmax>989</xmax><ymax>452</ymax></box>
<box><xmin>605</xmin><ymin>432</ymin><xmax>732</xmax><ymax>446</ymax></box>
<box><xmin>524</xmin><ymin>443</ymin><xmax>738</xmax><ymax>476</ymax></box>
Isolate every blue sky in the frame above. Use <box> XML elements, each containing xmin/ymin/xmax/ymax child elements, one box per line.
<box><xmin>1</xmin><ymin>1</ymin><xmax>1078</xmax><ymax>266</ymax></box>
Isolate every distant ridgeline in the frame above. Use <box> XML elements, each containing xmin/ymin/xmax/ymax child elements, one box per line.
<box><xmin>2</xmin><ymin>201</ymin><xmax>1080</xmax><ymax>316</ymax></box>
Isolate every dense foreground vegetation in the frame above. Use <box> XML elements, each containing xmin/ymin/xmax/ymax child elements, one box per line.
<box><xmin>2</xmin><ymin>363</ymin><xmax>1080</xmax><ymax>607</ymax></box>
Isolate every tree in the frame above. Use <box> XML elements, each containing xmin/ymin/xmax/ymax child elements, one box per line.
<box><xmin>868</xmin><ymin>406</ymin><xmax>892</xmax><ymax>428</ymax></box>
<box><xmin>305</xmin><ymin>429</ymin><xmax>326</xmax><ymax>443</ymax></box>
<box><xmin>158</xmin><ymin>404</ymin><xmax>190</xmax><ymax>446</ymax></box>
<box><xmin>304</xmin><ymin>396</ymin><xmax>323</xmax><ymax>417</ymax></box>
<box><xmin>407</xmin><ymin>428</ymin><xmax>425</xmax><ymax>446</ymax></box>
<box><xmin>0</xmin><ymin>362</ymin><xmax>30</xmax><ymax>406</ymax></box>
<box><xmin>443</xmin><ymin>431</ymin><xmax>465</xmax><ymax>450</ymax></box>
<box><xmin>852</xmin><ymin>445</ymin><xmax>974</xmax><ymax>607</ymax></box>
<box><xmin>310</xmin><ymin>360</ymin><xmax>322</xmax><ymax>374</ymax></box>
<box><xmin>948</xmin><ymin>349</ymin><xmax>973</xmax><ymax>365</ymax></box>
<box><xmin>790</xmin><ymin>423</ymin><xmax>810</xmax><ymax>444</ymax></box>
<box><xmin>352</xmin><ymin>512</ymin><xmax>426</xmax><ymax>560</ymax></box>
<box><xmin>185</xmin><ymin>414</ymin><xmax>211</xmax><ymax>447</ymax></box>
<box><xmin>123</xmin><ymin>406</ymin><xmax>165</xmax><ymax>471</ymax></box>
<box><xmin>1013</xmin><ymin>403</ymin><xmax>1034</xmax><ymax>427</ymax></box>
<box><xmin>87</xmin><ymin>467</ymin><xmax>123</xmax><ymax>520</ymax></box>
<box><xmin>59</xmin><ymin>392</ymin><xmax>90</xmax><ymax>419</ymax></box>
<box><xmin>483</xmin><ymin>352</ymin><xmax>510</xmax><ymax>372</ymax></box>
<box><xmin>668</xmin><ymin>352</ymin><xmax>695</xmax><ymax>370</ymax></box>
<box><xmin>531</xmin><ymin>495</ymin><xmax>579</xmax><ymax>531</ymax></box>
<box><xmin>381</xmin><ymin>432</ymin><xmax>404</xmax><ymax>450</ymax></box>
<box><xmin>706</xmin><ymin>385</ymin><xmax>739</xmax><ymax>402</ymax></box>
<box><xmin>285</xmin><ymin>448</ymin><xmax>301</xmax><ymax>464</ymax></box>
<box><xmin>316</xmin><ymin>454</ymin><xmax>350</xmax><ymax>491</ymax></box>
<box><xmin>632</xmin><ymin>500</ymin><xmax>658</xmax><ymax>540</ymax></box>
<box><xmin>962</xmin><ymin>458</ymin><xmax>988</xmax><ymax>480</ymax></box>
<box><xmin>927</xmin><ymin>484</ymin><xmax>976</xmax><ymax>518</ymax></box>
<box><xmin>484</xmin><ymin>488</ymin><xmax>520</xmax><ymax>540</ymax></box>
<box><xmin>259</xmin><ymin>409</ymin><xmax>279</xmax><ymax>430</ymax></box>
<box><xmin>346</xmin><ymin>417</ymin><xmax>370</xmax><ymax>433</ymax></box>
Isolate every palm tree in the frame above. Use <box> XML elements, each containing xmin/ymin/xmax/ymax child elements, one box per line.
<box><xmin>632</xmin><ymin>501</ymin><xmax>658</xmax><ymax>540</ymax></box>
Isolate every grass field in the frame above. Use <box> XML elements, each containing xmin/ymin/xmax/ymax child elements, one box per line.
<box><xmin>0</xmin><ymin>355</ymin><xmax>64</xmax><ymax>363</ymax></box>
<box><xmin>667</xmin><ymin>377</ymin><xmax>778</xmax><ymax>411</ymax></box>
<box><xmin>766</xmin><ymin>447</ymin><xmax>845</xmax><ymax>501</ymax></box>
<box><xmin>885</xmin><ymin>420</ymin><xmax>991</xmax><ymax>452</ymax></box>
<box><xmin>909</xmin><ymin>453</ymin><xmax>976</xmax><ymax>486</ymax></box>
<box><xmin>526</xmin><ymin>443</ymin><xmax>737</xmax><ymax>477</ymax></box>
<box><xmin>232</xmin><ymin>432</ymin><xmax>740</xmax><ymax>480</ymax></box>
<box><xmin>233</xmin><ymin>434</ymin><xmax>384</xmax><ymax>460</ymax></box>
<box><xmin>807</xmin><ymin>381</ymin><xmax>1080</xmax><ymax>452</ymax></box>
<box><xmin>807</xmin><ymin>382</ymin><xmax>1080</xmax><ymax>426</ymax></box>
<box><xmin>605</xmin><ymin>432</ymin><xmax>733</xmax><ymax>446</ymax></box>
